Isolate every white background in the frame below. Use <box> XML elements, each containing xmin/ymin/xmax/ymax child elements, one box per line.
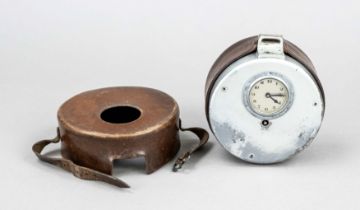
<box><xmin>1</xmin><ymin>0</ymin><xmax>359</xmax><ymax>209</ymax></box>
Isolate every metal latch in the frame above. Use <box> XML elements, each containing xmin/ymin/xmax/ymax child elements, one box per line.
<box><xmin>257</xmin><ymin>34</ymin><xmax>285</xmax><ymax>59</ymax></box>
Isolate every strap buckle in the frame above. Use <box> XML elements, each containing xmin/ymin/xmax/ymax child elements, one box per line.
<box><xmin>173</xmin><ymin>152</ymin><xmax>191</xmax><ymax>172</ymax></box>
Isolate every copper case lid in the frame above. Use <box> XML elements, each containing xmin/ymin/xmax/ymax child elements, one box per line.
<box><xmin>33</xmin><ymin>86</ymin><xmax>208</xmax><ymax>188</ymax></box>
<box><xmin>58</xmin><ymin>87</ymin><xmax>180</xmax><ymax>175</ymax></box>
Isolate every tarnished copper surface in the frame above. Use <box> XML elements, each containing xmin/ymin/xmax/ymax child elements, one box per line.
<box><xmin>58</xmin><ymin>87</ymin><xmax>180</xmax><ymax>175</ymax></box>
<box><xmin>33</xmin><ymin>86</ymin><xmax>209</xmax><ymax>188</ymax></box>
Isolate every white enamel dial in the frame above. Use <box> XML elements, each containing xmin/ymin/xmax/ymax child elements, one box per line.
<box><xmin>248</xmin><ymin>77</ymin><xmax>289</xmax><ymax>116</ymax></box>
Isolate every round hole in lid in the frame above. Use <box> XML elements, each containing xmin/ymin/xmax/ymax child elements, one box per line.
<box><xmin>101</xmin><ymin>106</ymin><xmax>141</xmax><ymax>124</ymax></box>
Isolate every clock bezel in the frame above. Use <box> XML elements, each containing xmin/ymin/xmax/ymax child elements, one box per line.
<box><xmin>243</xmin><ymin>71</ymin><xmax>294</xmax><ymax>120</ymax></box>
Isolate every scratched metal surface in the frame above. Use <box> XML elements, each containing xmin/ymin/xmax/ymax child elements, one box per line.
<box><xmin>208</xmin><ymin>53</ymin><xmax>324</xmax><ymax>163</ymax></box>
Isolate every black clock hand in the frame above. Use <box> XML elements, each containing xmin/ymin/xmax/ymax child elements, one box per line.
<box><xmin>265</xmin><ymin>93</ymin><xmax>280</xmax><ymax>104</ymax></box>
<box><xmin>269</xmin><ymin>93</ymin><xmax>286</xmax><ymax>97</ymax></box>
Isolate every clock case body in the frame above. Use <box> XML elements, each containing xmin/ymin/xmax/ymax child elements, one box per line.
<box><xmin>205</xmin><ymin>35</ymin><xmax>325</xmax><ymax>164</ymax></box>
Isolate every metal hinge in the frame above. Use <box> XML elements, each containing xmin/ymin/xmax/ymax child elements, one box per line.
<box><xmin>257</xmin><ymin>34</ymin><xmax>285</xmax><ymax>59</ymax></box>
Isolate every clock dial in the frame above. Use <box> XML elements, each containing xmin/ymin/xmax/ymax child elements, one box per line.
<box><xmin>248</xmin><ymin>77</ymin><xmax>289</xmax><ymax>116</ymax></box>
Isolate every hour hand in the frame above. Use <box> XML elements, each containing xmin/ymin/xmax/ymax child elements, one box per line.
<box><xmin>265</xmin><ymin>93</ymin><xmax>280</xmax><ymax>104</ymax></box>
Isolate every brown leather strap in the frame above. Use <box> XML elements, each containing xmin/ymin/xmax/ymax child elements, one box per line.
<box><xmin>173</xmin><ymin>119</ymin><xmax>209</xmax><ymax>172</ymax></box>
<box><xmin>32</xmin><ymin>128</ymin><xmax>130</xmax><ymax>188</ymax></box>
<box><xmin>33</xmin><ymin>124</ymin><xmax>208</xmax><ymax>187</ymax></box>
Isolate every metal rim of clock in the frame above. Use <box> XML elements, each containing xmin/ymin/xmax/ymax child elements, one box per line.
<box><xmin>204</xmin><ymin>35</ymin><xmax>325</xmax><ymax>164</ymax></box>
<box><xmin>204</xmin><ymin>35</ymin><xmax>326</xmax><ymax>127</ymax></box>
<box><xmin>243</xmin><ymin>71</ymin><xmax>294</xmax><ymax>120</ymax></box>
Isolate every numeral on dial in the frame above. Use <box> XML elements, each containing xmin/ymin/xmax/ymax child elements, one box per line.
<box><xmin>248</xmin><ymin>77</ymin><xmax>289</xmax><ymax>116</ymax></box>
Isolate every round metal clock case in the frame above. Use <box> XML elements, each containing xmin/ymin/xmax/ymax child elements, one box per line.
<box><xmin>205</xmin><ymin>35</ymin><xmax>325</xmax><ymax>164</ymax></box>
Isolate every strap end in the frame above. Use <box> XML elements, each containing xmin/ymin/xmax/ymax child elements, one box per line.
<box><xmin>172</xmin><ymin>152</ymin><xmax>191</xmax><ymax>172</ymax></box>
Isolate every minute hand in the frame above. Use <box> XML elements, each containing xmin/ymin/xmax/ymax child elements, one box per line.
<box><xmin>269</xmin><ymin>93</ymin><xmax>286</xmax><ymax>97</ymax></box>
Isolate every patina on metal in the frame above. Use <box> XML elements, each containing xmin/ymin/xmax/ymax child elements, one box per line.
<box><xmin>33</xmin><ymin>87</ymin><xmax>208</xmax><ymax>188</ymax></box>
<box><xmin>205</xmin><ymin>35</ymin><xmax>325</xmax><ymax>164</ymax></box>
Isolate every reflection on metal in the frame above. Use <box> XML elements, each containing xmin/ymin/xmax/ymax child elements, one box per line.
<box><xmin>205</xmin><ymin>35</ymin><xmax>325</xmax><ymax>164</ymax></box>
<box><xmin>33</xmin><ymin>87</ymin><xmax>209</xmax><ymax>188</ymax></box>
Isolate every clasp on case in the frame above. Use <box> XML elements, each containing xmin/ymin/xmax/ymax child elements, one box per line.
<box><xmin>257</xmin><ymin>34</ymin><xmax>285</xmax><ymax>59</ymax></box>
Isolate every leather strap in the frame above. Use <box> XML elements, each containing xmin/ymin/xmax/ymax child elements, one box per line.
<box><xmin>32</xmin><ymin>128</ymin><xmax>130</xmax><ymax>188</ymax></box>
<box><xmin>33</xmin><ymin>123</ymin><xmax>209</xmax><ymax>188</ymax></box>
<box><xmin>173</xmin><ymin>119</ymin><xmax>209</xmax><ymax>172</ymax></box>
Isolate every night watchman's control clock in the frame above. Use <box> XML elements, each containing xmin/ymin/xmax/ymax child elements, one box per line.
<box><xmin>205</xmin><ymin>35</ymin><xmax>325</xmax><ymax>164</ymax></box>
